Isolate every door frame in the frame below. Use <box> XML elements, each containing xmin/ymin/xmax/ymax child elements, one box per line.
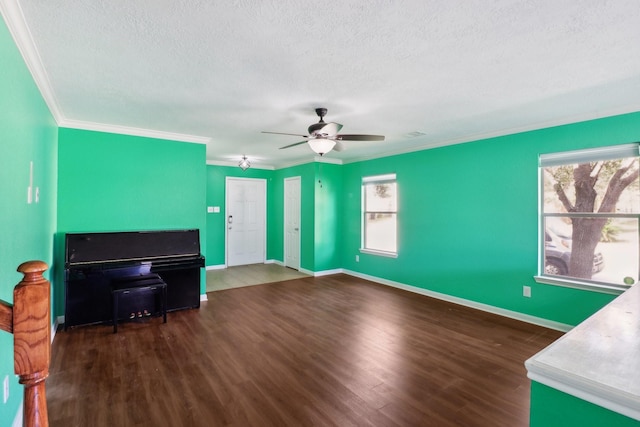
<box><xmin>284</xmin><ymin>176</ymin><xmax>301</xmax><ymax>270</ymax></box>
<box><xmin>225</xmin><ymin>177</ymin><xmax>267</xmax><ymax>267</ymax></box>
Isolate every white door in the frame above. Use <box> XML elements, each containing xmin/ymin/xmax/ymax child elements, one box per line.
<box><xmin>226</xmin><ymin>178</ymin><xmax>266</xmax><ymax>266</ymax></box>
<box><xmin>284</xmin><ymin>177</ymin><xmax>301</xmax><ymax>270</ymax></box>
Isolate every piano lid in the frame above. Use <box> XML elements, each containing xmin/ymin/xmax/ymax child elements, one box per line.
<box><xmin>65</xmin><ymin>229</ymin><xmax>201</xmax><ymax>266</ymax></box>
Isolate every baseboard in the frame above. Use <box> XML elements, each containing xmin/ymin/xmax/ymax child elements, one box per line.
<box><xmin>51</xmin><ymin>316</ymin><xmax>63</xmax><ymax>343</ymax></box>
<box><xmin>56</xmin><ymin>265</ymin><xmax>567</xmax><ymax>332</ymax></box>
<box><xmin>207</xmin><ymin>261</ymin><xmax>286</xmax><ymax>269</ymax></box>
<box><xmin>12</xmin><ymin>400</ymin><xmax>23</xmax><ymax>427</ymax></box>
<box><xmin>342</xmin><ymin>269</ymin><xmax>573</xmax><ymax>332</ymax></box>
<box><xmin>311</xmin><ymin>268</ymin><xmax>344</xmax><ymax>277</ymax></box>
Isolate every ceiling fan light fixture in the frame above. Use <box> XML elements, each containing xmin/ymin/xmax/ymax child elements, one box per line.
<box><xmin>265</xmin><ymin>108</ymin><xmax>385</xmax><ymax>155</ymax></box>
<box><xmin>307</xmin><ymin>138</ymin><xmax>336</xmax><ymax>156</ymax></box>
<box><xmin>238</xmin><ymin>155</ymin><xmax>251</xmax><ymax>171</ymax></box>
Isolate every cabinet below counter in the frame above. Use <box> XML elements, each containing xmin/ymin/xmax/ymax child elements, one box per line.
<box><xmin>526</xmin><ymin>283</ymin><xmax>640</xmax><ymax>425</ymax></box>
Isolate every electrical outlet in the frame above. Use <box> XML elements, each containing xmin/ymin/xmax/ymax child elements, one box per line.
<box><xmin>3</xmin><ymin>375</ymin><xmax>8</xmax><ymax>404</ymax></box>
<box><xmin>523</xmin><ymin>286</ymin><xmax>532</xmax><ymax>298</ymax></box>
<box><xmin>355</xmin><ymin>255</ymin><xmax>359</xmax><ymax>262</ymax></box>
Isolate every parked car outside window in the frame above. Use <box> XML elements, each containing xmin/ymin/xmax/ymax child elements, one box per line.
<box><xmin>544</xmin><ymin>229</ymin><xmax>604</xmax><ymax>276</ymax></box>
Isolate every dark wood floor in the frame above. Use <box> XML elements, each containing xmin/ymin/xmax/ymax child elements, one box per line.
<box><xmin>47</xmin><ymin>274</ymin><xmax>563</xmax><ymax>427</ymax></box>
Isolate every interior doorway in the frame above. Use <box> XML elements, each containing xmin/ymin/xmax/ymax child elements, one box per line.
<box><xmin>284</xmin><ymin>176</ymin><xmax>301</xmax><ymax>270</ymax></box>
<box><xmin>226</xmin><ymin>177</ymin><xmax>266</xmax><ymax>266</ymax></box>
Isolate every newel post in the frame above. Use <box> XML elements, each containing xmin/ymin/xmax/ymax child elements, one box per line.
<box><xmin>14</xmin><ymin>260</ymin><xmax>50</xmax><ymax>427</ymax></box>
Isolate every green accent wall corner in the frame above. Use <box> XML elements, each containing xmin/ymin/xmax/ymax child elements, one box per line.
<box><xmin>341</xmin><ymin>111</ymin><xmax>640</xmax><ymax>327</ymax></box>
<box><xmin>205</xmin><ymin>165</ymin><xmax>274</xmax><ymax>266</ymax></box>
<box><xmin>206</xmin><ymin>161</ymin><xmax>342</xmax><ymax>273</ymax></box>
<box><xmin>0</xmin><ymin>15</ymin><xmax>57</xmax><ymax>424</ymax></box>
<box><xmin>314</xmin><ymin>162</ymin><xmax>343</xmax><ymax>271</ymax></box>
<box><xmin>56</xmin><ymin>128</ymin><xmax>207</xmax><ymax>315</ymax></box>
<box><xmin>4</xmin><ymin>7</ymin><xmax>640</xmax><ymax>423</ymax></box>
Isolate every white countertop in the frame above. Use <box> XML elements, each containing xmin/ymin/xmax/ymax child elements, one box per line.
<box><xmin>525</xmin><ymin>284</ymin><xmax>640</xmax><ymax>421</ymax></box>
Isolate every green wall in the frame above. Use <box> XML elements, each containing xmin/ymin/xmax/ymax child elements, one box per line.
<box><xmin>3</xmin><ymin>4</ymin><xmax>639</xmax><ymax>421</ymax></box>
<box><xmin>205</xmin><ymin>163</ymin><xmax>317</xmax><ymax>270</ymax></box>
<box><xmin>313</xmin><ymin>162</ymin><xmax>343</xmax><ymax>271</ymax></box>
<box><xmin>56</xmin><ymin>128</ymin><xmax>207</xmax><ymax>315</ymax></box>
<box><xmin>273</xmin><ymin>163</ymin><xmax>317</xmax><ymax>271</ymax></box>
<box><xmin>205</xmin><ymin>165</ymin><xmax>275</xmax><ymax>266</ymax></box>
<box><xmin>530</xmin><ymin>381</ymin><xmax>640</xmax><ymax>426</ymax></box>
<box><xmin>0</xmin><ymin>17</ymin><xmax>58</xmax><ymax>425</ymax></box>
<box><xmin>207</xmin><ymin>161</ymin><xmax>342</xmax><ymax>273</ymax></box>
<box><xmin>341</xmin><ymin>112</ymin><xmax>640</xmax><ymax>327</ymax></box>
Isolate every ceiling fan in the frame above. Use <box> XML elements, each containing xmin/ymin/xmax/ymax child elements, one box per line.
<box><xmin>262</xmin><ymin>108</ymin><xmax>385</xmax><ymax>156</ymax></box>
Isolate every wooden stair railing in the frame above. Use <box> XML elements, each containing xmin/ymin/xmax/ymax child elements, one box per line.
<box><xmin>0</xmin><ymin>261</ymin><xmax>51</xmax><ymax>427</ymax></box>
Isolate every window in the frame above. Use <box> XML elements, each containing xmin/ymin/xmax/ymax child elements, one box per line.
<box><xmin>538</xmin><ymin>144</ymin><xmax>639</xmax><ymax>292</ymax></box>
<box><xmin>362</xmin><ymin>174</ymin><xmax>397</xmax><ymax>256</ymax></box>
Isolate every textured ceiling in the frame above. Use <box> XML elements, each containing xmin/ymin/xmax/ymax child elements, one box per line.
<box><xmin>4</xmin><ymin>0</ymin><xmax>640</xmax><ymax>168</ymax></box>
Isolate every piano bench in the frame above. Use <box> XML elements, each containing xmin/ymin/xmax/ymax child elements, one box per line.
<box><xmin>111</xmin><ymin>274</ymin><xmax>167</xmax><ymax>333</ymax></box>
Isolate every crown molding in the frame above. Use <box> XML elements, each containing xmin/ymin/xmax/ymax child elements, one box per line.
<box><xmin>1</xmin><ymin>0</ymin><xmax>210</xmax><ymax>146</ymax></box>
<box><xmin>271</xmin><ymin>155</ymin><xmax>343</xmax><ymax>170</ymax></box>
<box><xmin>314</xmin><ymin>156</ymin><xmax>343</xmax><ymax>165</ymax></box>
<box><xmin>206</xmin><ymin>160</ymin><xmax>275</xmax><ymax>170</ymax></box>
<box><xmin>1</xmin><ymin>0</ymin><xmax>63</xmax><ymax>122</ymax></box>
<box><xmin>6</xmin><ymin>0</ymin><xmax>639</xmax><ymax>165</ymax></box>
<box><xmin>60</xmin><ymin>119</ymin><xmax>210</xmax><ymax>144</ymax></box>
<box><xmin>207</xmin><ymin>155</ymin><xmax>343</xmax><ymax>170</ymax></box>
<box><xmin>343</xmin><ymin>105</ymin><xmax>640</xmax><ymax>165</ymax></box>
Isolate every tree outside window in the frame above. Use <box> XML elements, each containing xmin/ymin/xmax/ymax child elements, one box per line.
<box><xmin>540</xmin><ymin>144</ymin><xmax>639</xmax><ymax>290</ymax></box>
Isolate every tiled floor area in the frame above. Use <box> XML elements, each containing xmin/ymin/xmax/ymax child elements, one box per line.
<box><xmin>206</xmin><ymin>263</ymin><xmax>309</xmax><ymax>292</ymax></box>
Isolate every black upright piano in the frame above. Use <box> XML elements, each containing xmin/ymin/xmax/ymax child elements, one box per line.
<box><xmin>64</xmin><ymin>229</ymin><xmax>205</xmax><ymax>329</ymax></box>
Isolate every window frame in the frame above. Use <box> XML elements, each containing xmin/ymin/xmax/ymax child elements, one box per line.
<box><xmin>360</xmin><ymin>173</ymin><xmax>398</xmax><ymax>258</ymax></box>
<box><xmin>535</xmin><ymin>143</ymin><xmax>640</xmax><ymax>295</ymax></box>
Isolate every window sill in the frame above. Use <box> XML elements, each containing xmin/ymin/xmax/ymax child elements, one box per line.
<box><xmin>359</xmin><ymin>248</ymin><xmax>398</xmax><ymax>258</ymax></box>
<box><xmin>534</xmin><ymin>275</ymin><xmax>629</xmax><ymax>296</ymax></box>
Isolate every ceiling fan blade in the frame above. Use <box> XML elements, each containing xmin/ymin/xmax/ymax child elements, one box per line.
<box><xmin>319</xmin><ymin>122</ymin><xmax>343</xmax><ymax>136</ymax></box>
<box><xmin>336</xmin><ymin>134</ymin><xmax>385</xmax><ymax>141</ymax></box>
<box><xmin>279</xmin><ymin>140</ymin><xmax>308</xmax><ymax>150</ymax></box>
<box><xmin>333</xmin><ymin>141</ymin><xmax>346</xmax><ymax>152</ymax></box>
<box><xmin>262</xmin><ymin>131</ymin><xmax>309</xmax><ymax>138</ymax></box>
<box><xmin>308</xmin><ymin>121</ymin><xmax>343</xmax><ymax>136</ymax></box>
